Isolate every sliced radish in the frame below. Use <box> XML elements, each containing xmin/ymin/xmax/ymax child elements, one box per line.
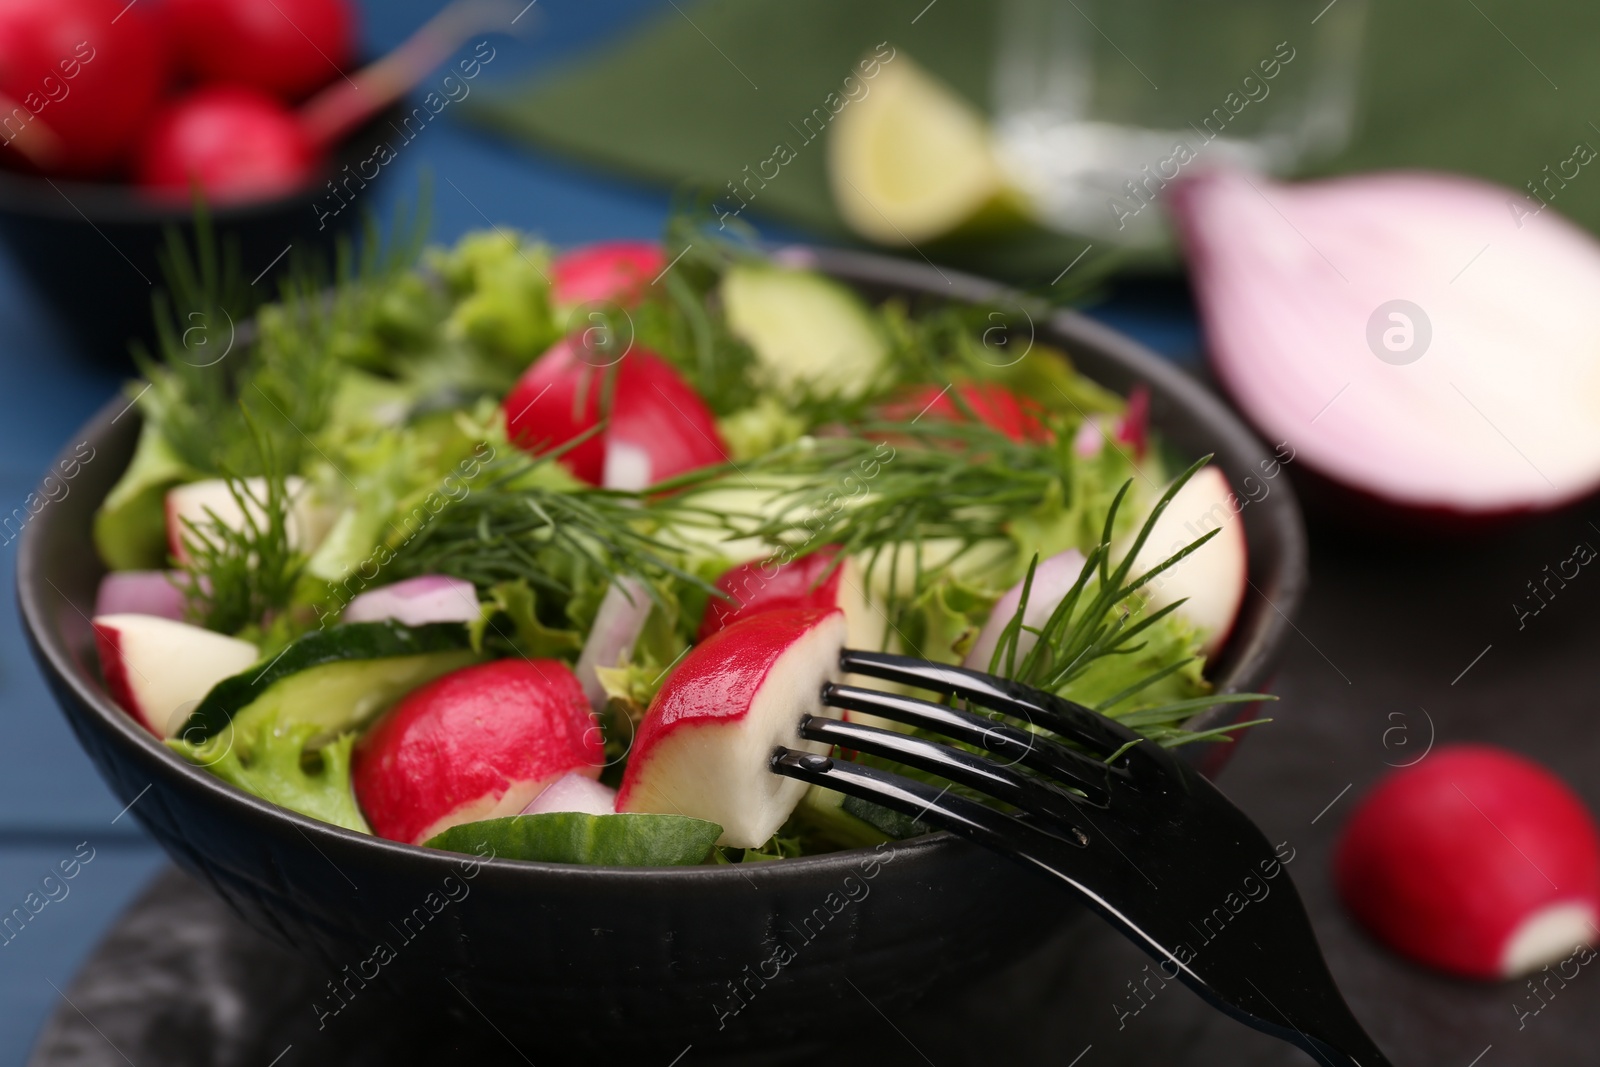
<box><xmin>503</xmin><ymin>341</ymin><xmax>727</xmax><ymax>488</ymax></box>
<box><xmin>165</xmin><ymin>476</ymin><xmax>330</xmax><ymax>565</ymax></box>
<box><xmin>550</xmin><ymin>241</ymin><xmax>664</xmax><ymax>312</ymax></box>
<box><xmin>880</xmin><ymin>382</ymin><xmax>1050</xmax><ymax>443</ymax></box>
<box><xmin>1123</xmin><ymin>467</ymin><xmax>1247</xmax><ymax>657</ymax></box>
<box><xmin>617</xmin><ymin>608</ymin><xmax>846</xmax><ymax>847</ymax></box>
<box><xmin>1071</xmin><ymin>389</ymin><xmax>1149</xmax><ymax>461</ymax></box>
<box><xmin>342</xmin><ymin>575</ymin><xmax>480</xmax><ymax>627</ymax></box>
<box><xmin>1173</xmin><ymin>168</ymin><xmax>1600</xmax><ymax>515</ymax></box>
<box><xmin>573</xmin><ymin>576</ymin><xmax>653</xmax><ymax>710</ymax></box>
<box><xmin>963</xmin><ymin>548</ymin><xmax>1087</xmax><ymax>671</ymax></box>
<box><xmin>1335</xmin><ymin>745</ymin><xmax>1600</xmax><ymax>979</ymax></box>
<box><xmin>699</xmin><ymin>547</ymin><xmax>880</xmax><ymax>650</ymax></box>
<box><xmin>94</xmin><ymin>571</ymin><xmax>187</xmax><ymax>622</ymax></box>
<box><xmin>520</xmin><ymin>771</ymin><xmax>617</xmax><ymax>817</ymax></box>
<box><xmin>602</xmin><ymin>352</ymin><xmax>729</xmax><ymax>489</ymax></box>
<box><xmin>92</xmin><ymin>614</ymin><xmax>260</xmax><ymax>739</ymax></box>
<box><xmin>1115</xmin><ymin>385</ymin><xmax>1150</xmax><ymax>461</ymax></box>
<box><xmin>352</xmin><ymin>659</ymin><xmax>603</xmax><ymax>845</ymax></box>
<box><xmin>502</xmin><ymin>338</ymin><xmax>609</xmax><ymax>484</ymax></box>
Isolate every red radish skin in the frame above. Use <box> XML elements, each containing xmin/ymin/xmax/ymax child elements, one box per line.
<box><xmin>503</xmin><ymin>342</ymin><xmax>728</xmax><ymax>488</ymax></box>
<box><xmin>135</xmin><ymin>86</ymin><xmax>316</xmax><ymax>203</ymax></box>
<box><xmin>164</xmin><ymin>0</ymin><xmax>354</xmax><ymax>101</ymax></box>
<box><xmin>551</xmin><ymin>241</ymin><xmax>665</xmax><ymax>312</ymax></box>
<box><xmin>1335</xmin><ymin>745</ymin><xmax>1600</xmax><ymax>979</ymax></box>
<box><xmin>698</xmin><ymin>548</ymin><xmax>886</xmax><ymax>663</ymax></box>
<box><xmin>601</xmin><ymin>350</ymin><xmax>729</xmax><ymax>489</ymax></box>
<box><xmin>0</xmin><ymin>0</ymin><xmax>169</xmax><ymax>177</ymax></box>
<box><xmin>881</xmin><ymin>382</ymin><xmax>1050</xmax><ymax>443</ymax></box>
<box><xmin>93</xmin><ymin>624</ymin><xmax>137</xmax><ymax>726</ymax></box>
<box><xmin>353</xmin><ymin>660</ymin><xmax>603</xmax><ymax>845</ymax></box>
<box><xmin>1172</xmin><ymin>168</ymin><xmax>1600</xmax><ymax>516</ymax></box>
<box><xmin>1116</xmin><ymin>385</ymin><xmax>1150</xmax><ymax>461</ymax></box>
<box><xmin>700</xmin><ymin>549</ymin><xmax>850</xmax><ymax>640</ymax></box>
<box><xmin>617</xmin><ymin>608</ymin><xmax>846</xmax><ymax>847</ymax></box>
<box><xmin>503</xmin><ymin>338</ymin><xmax>610</xmax><ymax>483</ymax></box>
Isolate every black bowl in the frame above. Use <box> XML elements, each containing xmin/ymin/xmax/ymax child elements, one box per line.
<box><xmin>0</xmin><ymin>102</ymin><xmax>404</xmax><ymax>361</ymax></box>
<box><xmin>17</xmin><ymin>250</ymin><xmax>1308</xmax><ymax>1062</ymax></box>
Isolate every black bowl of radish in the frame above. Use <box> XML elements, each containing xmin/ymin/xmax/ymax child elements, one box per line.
<box><xmin>0</xmin><ymin>99</ymin><xmax>405</xmax><ymax>360</ymax></box>
<box><xmin>17</xmin><ymin>247</ymin><xmax>1308</xmax><ymax>1061</ymax></box>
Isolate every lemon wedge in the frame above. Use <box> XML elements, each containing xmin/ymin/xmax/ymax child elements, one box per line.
<box><xmin>828</xmin><ymin>54</ymin><xmax>1018</xmax><ymax>245</ymax></box>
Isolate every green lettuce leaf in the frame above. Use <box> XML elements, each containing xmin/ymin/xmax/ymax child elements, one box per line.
<box><xmin>716</xmin><ymin>395</ymin><xmax>808</xmax><ymax>462</ymax></box>
<box><xmin>424</xmin><ymin>812</ymin><xmax>721</xmax><ymax>866</ymax></box>
<box><xmin>94</xmin><ymin>420</ymin><xmax>192</xmax><ymax>570</ymax></box>
<box><xmin>893</xmin><ymin>572</ymin><xmax>1000</xmax><ymax>665</ymax></box>
<box><xmin>170</xmin><ymin>712</ymin><xmax>369</xmax><ymax>833</ymax></box>
<box><xmin>470</xmin><ymin>579</ymin><xmax>584</xmax><ymax>659</ymax></box>
<box><xmin>430</xmin><ymin>231</ymin><xmax>558</xmax><ymax>364</ymax></box>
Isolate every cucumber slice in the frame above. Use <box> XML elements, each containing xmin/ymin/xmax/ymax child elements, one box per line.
<box><xmin>721</xmin><ymin>263</ymin><xmax>889</xmax><ymax>399</ymax></box>
<box><xmin>179</xmin><ymin>621</ymin><xmax>479</xmax><ymax>743</ymax></box>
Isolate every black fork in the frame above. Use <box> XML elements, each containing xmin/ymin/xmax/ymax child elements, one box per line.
<box><xmin>771</xmin><ymin>649</ymin><xmax>1392</xmax><ymax>1067</ymax></box>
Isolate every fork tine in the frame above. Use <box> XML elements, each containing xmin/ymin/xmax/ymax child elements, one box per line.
<box><xmin>840</xmin><ymin>649</ymin><xmax>1141</xmax><ymax>758</ymax></box>
<box><xmin>821</xmin><ymin>683</ymin><xmax>1114</xmax><ymax>804</ymax></box>
<box><xmin>798</xmin><ymin>715</ymin><xmax>1092</xmax><ymax>832</ymax></box>
<box><xmin>770</xmin><ymin>747</ymin><xmax>1085</xmax><ymax>856</ymax></box>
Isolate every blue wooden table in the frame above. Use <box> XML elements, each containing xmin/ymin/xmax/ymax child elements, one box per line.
<box><xmin>0</xmin><ymin>3</ymin><xmax>1195</xmax><ymax>1060</ymax></box>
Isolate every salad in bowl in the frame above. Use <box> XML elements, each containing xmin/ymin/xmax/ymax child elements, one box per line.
<box><xmin>84</xmin><ymin>219</ymin><xmax>1268</xmax><ymax>868</ymax></box>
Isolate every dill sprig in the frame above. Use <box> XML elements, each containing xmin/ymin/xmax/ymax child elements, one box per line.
<box><xmin>657</xmin><ymin>417</ymin><xmax>1084</xmax><ymax>607</ymax></box>
<box><xmin>385</xmin><ymin>451</ymin><xmax>709</xmax><ymax>601</ymax></box>
<box><xmin>986</xmin><ymin>457</ymin><xmax>1273</xmax><ymax>748</ymax></box>
<box><xmin>135</xmin><ymin>203</ymin><xmax>428</xmax><ymax>476</ymax></box>
<box><xmin>175</xmin><ymin>414</ymin><xmax>306</xmax><ymax>636</ymax></box>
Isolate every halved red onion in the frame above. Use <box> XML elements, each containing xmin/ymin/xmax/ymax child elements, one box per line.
<box><xmin>520</xmin><ymin>771</ymin><xmax>618</xmax><ymax>817</ymax></box>
<box><xmin>573</xmin><ymin>576</ymin><xmax>653</xmax><ymax>709</ymax></box>
<box><xmin>342</xmin><ymin>575</ymin><xmax>480</xmax><ymax>627</ymax></box>
<box><xmin>94</xmin><ymin>571</ymin><xmax>187</xmax><ymax>622</ymax></box>
<box><xmin>963</xmin><ymin>549</ymin><xmax>1087</xmax><ymax>670</ymax></box>
<box><xmin>1172</xmin><ymin>168</ymin><xmax>1600</xmax><ymax>515</ymax></box>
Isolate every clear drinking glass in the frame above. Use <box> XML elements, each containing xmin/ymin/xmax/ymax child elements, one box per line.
<box><xmin>993</xmin><ymin>0</ymin><xmax>1368</xmax><ymax>245</ymax></box>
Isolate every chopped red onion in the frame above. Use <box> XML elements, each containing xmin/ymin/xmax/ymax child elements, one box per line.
<box><xmin>520</xmin><ymin>772</ymin><xmax>617</xmax><ymax>817</ymax></box>
<box><xmin>94</xmin><ymin>571</ymin><xmax>187</xmax><ymax>622</ymax></box>
<box><xmin>342</xmin><ymin>575</ymin><xmax>480</xmax><ymax>627</ymax></box>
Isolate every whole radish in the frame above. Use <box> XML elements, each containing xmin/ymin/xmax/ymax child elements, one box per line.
<box><xmin>164</xmin><ymin>0</ymin><xmax>355</xmax><ymax>100</ymax></box>
<box><xmin>135</xmin><ymin>1</ymin><xmax>510</xmax><ymax>202</ymax></box>
<box><xmin>134</xmin><ymin>86</ymin><xmax>315</xmax><ymax>202</ymax></box>
<box><xmin>1335</xmin><ymin>744</ymin><xmax>1600</xmax><ymax>979</ymax></box>
<box><xmin>0</xmin><ymin>0</ymin><xmax>169</xmax><ymax>177</ymax></box>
